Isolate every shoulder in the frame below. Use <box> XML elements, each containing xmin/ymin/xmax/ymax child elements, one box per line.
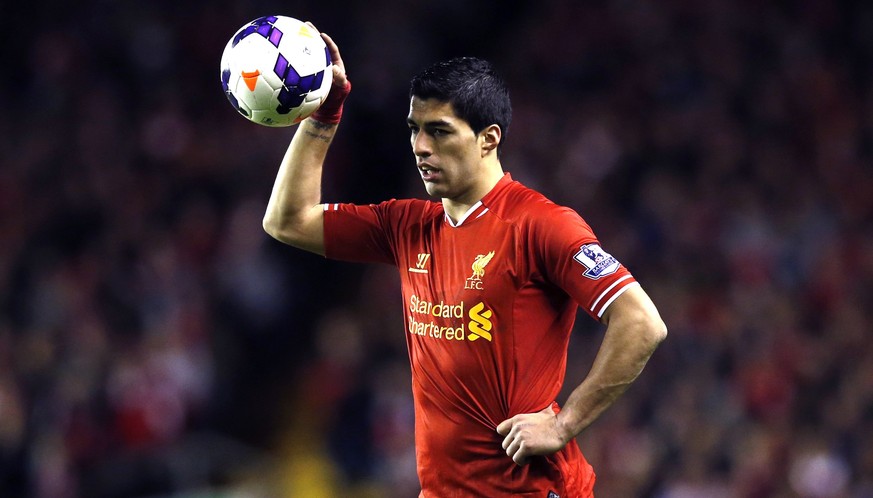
<box><xmin>491</xmin><ymin>179</ymin><xmax>588</xmax><ymax>230</ymax></box>
<box><xmin>387</xmin><ymin>198</ymin><xmax>442</xmax><ymax>217</ymax></box>
<box><xmin>486</xmin><ymin>179</ymin><xmax>541</xmax><ymax>217</ymax></box>
<box><xmin>325</xmin><ymin>197</ymin><xmax>442</xmax><ymax>224</ymax></box>
<box><xmin>368</xmin><ymin>198</ymin><xmax>443</xmax><ymax>226</ymax></box>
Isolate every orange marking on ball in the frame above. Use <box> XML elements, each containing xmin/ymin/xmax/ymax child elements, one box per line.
<box><xmin>241</xmin><ymin>70</ymin><xmax>260</xmax><ymax>92</ymax></box>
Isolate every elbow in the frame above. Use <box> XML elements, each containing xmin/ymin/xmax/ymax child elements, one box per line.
<box><xmin>624</xmin><ymin>308</ymin><xmax>667</xmax><ymax>354</ymax></box>
<box><xmin>262</xmin><ymin>213</ymin><xmax>284</xmax><ymax>241</ymax></box>
<box><xmin>604</xmin><ymin>286</ymin><xmax>667</xmax><ymax>352</ymax></box>
<box><xmin>642</xmin><ymin>315</ymin><xmax>668</xmax><ymax>352</ymax></box>
<box><xmin>261</xmin><ymin>213</ymin><xmax>282</xmax><ymax>240</ymax></box>
<box><xmin>650</xmin><ymin>317</ymin><xmax>668</xmax><ymax>346</ymax></box>
<box><xmin>636</xmin><ymin>295</ymin><xmax>668</xmax><ymax>349</ymax></box>
<box><xmin>262</xmin><ymin>211</ymin><xmax>298</xmax><ymax>245</ymax></box>
<box><xmin>262</xmin><ymin>209</ymin><xmax>323</xmax><ymax>255</ymax></box>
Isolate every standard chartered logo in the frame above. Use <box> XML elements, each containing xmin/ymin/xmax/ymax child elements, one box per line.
<box><xmin>467</xmin><ymin>302</ymin><xmax>493</xmax><ymax>341</ymax></box>
<box><xmin>408</xmin><ymin>295</ymin><xmax>494</xmax><ymax>342</ymax></box>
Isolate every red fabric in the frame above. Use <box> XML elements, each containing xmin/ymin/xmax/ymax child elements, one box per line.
<box><xmin>310</xmin><ymin>79</ymin><xmax>351</xmax><ymax>124</ymax></box>
<box><xmin>323</xmin><ymin>174</ymin><xmax>635</xmax><ymax>496</ymax></box>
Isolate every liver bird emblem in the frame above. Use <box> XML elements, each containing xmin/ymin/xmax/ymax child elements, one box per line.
<box><xmin>471</xmin><ymin>251</ymin><xmax>495</xmax><ymax>279</ymax></box>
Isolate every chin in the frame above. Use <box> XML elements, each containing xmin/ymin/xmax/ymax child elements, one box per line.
<box><xmin>423</xmin><ymin>183</ymin><xmax>446</xmax><ymax>198</ymax></box>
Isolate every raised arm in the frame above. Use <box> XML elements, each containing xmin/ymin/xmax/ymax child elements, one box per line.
<box><xmin>497</xmin><ymin>284</ymin><xmax>667</xmax><ymax>464</ymax></box>
<box><xmin>262</xmin><ymin>29</ymin><xmax>349</xmax><ymax>256</ymax></box>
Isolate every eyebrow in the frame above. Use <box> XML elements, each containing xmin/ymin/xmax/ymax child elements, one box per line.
<box><xmin>406</xmin><ymin>118</ymin><xmax>453</xmax><ymax>128</ymax></box>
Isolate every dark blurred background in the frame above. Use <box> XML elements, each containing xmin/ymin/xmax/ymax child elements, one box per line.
<box><xmin>2</xmin><ymin>0</ymin><xmax>872</xmax><ymax>496</ymax></box>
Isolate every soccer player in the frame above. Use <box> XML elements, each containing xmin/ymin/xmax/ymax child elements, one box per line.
<box><xmin>263</xmin><ymin>26</ymin><xmax>667</xmax><ymax>498</ymax></box>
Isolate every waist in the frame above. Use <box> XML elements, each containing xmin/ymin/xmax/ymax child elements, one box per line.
<box><xmin>415</xmin><ymin>430</ymin><xmax>591</xmax><ymax>496</ymax></box>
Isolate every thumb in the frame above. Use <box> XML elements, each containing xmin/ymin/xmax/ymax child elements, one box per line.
<box><xmin>496</xmin><ymin>417</ymin><xmax>514</xmax><ymax>436</ymax></box>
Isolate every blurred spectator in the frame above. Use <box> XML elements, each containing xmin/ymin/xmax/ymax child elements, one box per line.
<box><xmin>2</xmin><ymin>0</ymin><xmax>872</xmax><ymax>496</ymax></box>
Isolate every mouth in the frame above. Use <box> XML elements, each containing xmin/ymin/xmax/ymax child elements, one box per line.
<box><xmin>418</xmin><ymin>163</ymin><xmax>441</xmax><ymax>182</ymax></box>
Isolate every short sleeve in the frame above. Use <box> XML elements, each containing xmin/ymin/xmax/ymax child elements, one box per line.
<box><xmin>323</xmin><ymin>201</ymin><xmax>396</xmax><ymax>265</ymax></box>
<box><xmin>534</xmin><ymin>207</ymin><xmax>639</xmax><ymax>320</ymax></box>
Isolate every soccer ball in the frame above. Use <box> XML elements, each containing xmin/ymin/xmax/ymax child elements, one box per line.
<box><xmin>220</xmin><ymin>16</ymin><xmax>332</xmax><ymax>127</ymax></box>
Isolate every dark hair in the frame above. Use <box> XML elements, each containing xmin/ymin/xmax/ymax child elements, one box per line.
<box><xmin>410</xmin><ymin>57</ymin><xmax>512</xmax><ymax>148</ymax></box>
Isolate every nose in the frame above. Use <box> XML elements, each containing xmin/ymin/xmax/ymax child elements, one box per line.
<box><xmin>412</xmin><ymin>132</ymin><xmax>432</xmax><ymax>158</ymax></box>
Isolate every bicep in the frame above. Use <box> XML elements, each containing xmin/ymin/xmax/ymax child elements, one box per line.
<box><xmin>600</xmin><ymin>284</ymin><xmax>667</xmax><ymax>345</ymax></box>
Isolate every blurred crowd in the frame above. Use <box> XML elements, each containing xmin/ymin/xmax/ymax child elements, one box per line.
<box><xmin>2</xmin><ymin>0</ymin><xmax>872</xmax><ymax>497</ymax></box>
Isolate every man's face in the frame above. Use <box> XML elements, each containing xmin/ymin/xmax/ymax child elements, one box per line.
<box><xmin>407</xmin><ymin>97</ymin><xmax>484</xmax><ymax>201</ymax></box>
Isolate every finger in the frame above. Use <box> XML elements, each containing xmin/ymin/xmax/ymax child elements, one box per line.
<box><xmin>502</xmin><ymin>431</ymin><xmax>513</xmax><ymax>450</ymax></box>
<box><xmin>303</xmin><ymin>21</ymin><xmax>342</xmax><ymax>71</ymax></box>
<box><xmin>331</xmin><ymin>65</ymin><xmax>347</xmax><ymax>85</ymax></box>
<box><xmin>501</xmin><ymin>422</ymin><xmax>519</xmax><ymax>450</ymax></box>
<box><xmin>320</xmin><ymin>32</ymin><xmax>344</xmax><ymax>71</ymax></box>
<box><xmin>511</xmin><ymin>440</ymin><xmax>529</xmax><ymax>465</ymax></box>
<box><xmin>504</xmin><ymin>436</ymin><xmax>521</xmax><ymax>459</ymax></box>
<box><xmin>496</xmin><ymin>418</ymin><xmax>512</xmax><ymax>436</ymax></box>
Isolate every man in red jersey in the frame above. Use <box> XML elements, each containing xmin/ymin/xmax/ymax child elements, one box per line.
<box><xmin>263</xmin><ymin>24</ymin><xmax>667</xmax><ymax>498</ymax></box>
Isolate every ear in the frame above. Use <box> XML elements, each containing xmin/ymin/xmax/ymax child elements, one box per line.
<box><xmin>479</xmin><ymin>124</ymin><xmax>502</xmax><ymax>156</ymax></box>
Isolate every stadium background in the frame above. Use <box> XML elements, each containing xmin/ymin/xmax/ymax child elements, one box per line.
<box><xmin>2</xmin><ymin>0</ymin><xmax>872</xmax><ymax>496</ymax></box>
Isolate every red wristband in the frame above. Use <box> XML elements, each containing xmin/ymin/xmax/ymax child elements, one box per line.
<box><xmin>311</xmin><ymin>79</ymin><xmax>351</xmax><ymax>124</ymax></box>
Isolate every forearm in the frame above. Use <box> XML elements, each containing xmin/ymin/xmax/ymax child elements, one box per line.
<box><xmin>557</xmin><ymin>328</ymin><xmax>659</xmax><ymax>436</ymax></box>
<box><xmin>557</xmin><ymin>288</ymin><xmax>667</xmax><ymax>439</ymax></box>
<box><xmin>262</xmin><ymin>119</ymin><xmax>337</xmax><ymax>252</ymax></box>
<box><xmin>496</xmin><ymin>288</ymin><xmax>665</xmax><ymax>466</ymax></box>
<box><xmin>269</xmin><ymin>118</ymin><xmax>336</xmax><ymax>213</ymax></box>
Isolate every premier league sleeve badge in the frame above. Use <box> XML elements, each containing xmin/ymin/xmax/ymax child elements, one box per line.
<box><xmin>573</xmin><ymin>243</ymin><xmax>620</xmax><ymax>279</ymax></box>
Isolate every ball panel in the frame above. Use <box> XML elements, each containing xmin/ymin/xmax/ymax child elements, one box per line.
<box><xmin>316</xmin><ymin>66</ymin><xmax>332</xmax><ymax>96</ymax></box>
<box><xmin>220</xmin><ymin>15</ymin><xmax>333</xmax><ymax>127</ymax></box>
<box><xmin>251</xmin><ymin>108</ymin><xmax>288</xmax><ymax>127</ymax></box>
<box><xmin>295</xmin><ymin>99</ymin><xmax>322</xmax><ymax>121</ymax></box>
<box><xmin>274</xmin><ymin>54</ymin><xmax>289</xmax><ymax>81</ymax></box>
<box><xmin>276</xmin><ymin>87</ymin><xmax>306</xmax><ymax>115</ymax></box>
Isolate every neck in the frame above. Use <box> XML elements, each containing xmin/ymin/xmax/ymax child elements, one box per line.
<box><xmin>443</xmin><ymin>162</ymin><xmax>504</xmax><ymax>223</ymax></box>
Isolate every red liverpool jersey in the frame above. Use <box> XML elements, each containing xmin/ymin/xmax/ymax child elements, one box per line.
<box><xmin>323</xmin><ymin>173</ymin><xmax>638</xmax><ymax>497</ymax></box>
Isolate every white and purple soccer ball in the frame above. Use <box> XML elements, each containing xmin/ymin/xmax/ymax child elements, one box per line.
<box><xmin>220</xmin><ymin>16</ymin><xmax>332</xmax><ymax>127</ymax></box>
